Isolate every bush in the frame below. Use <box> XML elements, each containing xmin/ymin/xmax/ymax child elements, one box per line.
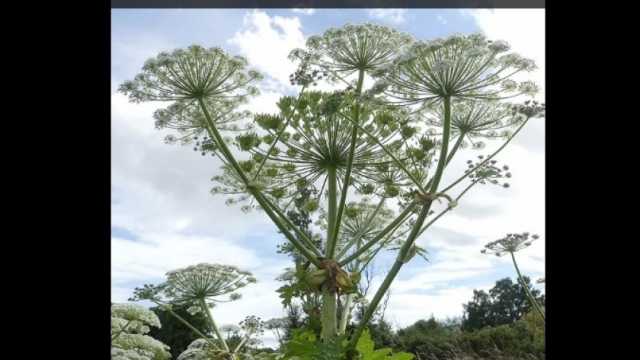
<box><xmin>394</xmin><ymin>314</ymin><xmax>544</xmax><ymax>360</ymax></box>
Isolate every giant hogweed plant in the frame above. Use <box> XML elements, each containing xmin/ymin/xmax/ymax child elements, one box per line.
<box><xmin>120</xmin><ymin>23</ymin><xmax>544</xmax><ymax>356</ymax></box>
<box><xmin>129</xmin><ymin>263</ymin><xmax>259</xmax><ymax>359</ymax></box>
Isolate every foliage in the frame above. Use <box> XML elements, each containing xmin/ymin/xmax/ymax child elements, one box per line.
<box><xmin>394</xmin><ymin>315</ymin><xmax>543</xmax><ymax>360</ymax></box>
<box><xmin>280</xmin><ymin>328</ymin><xmax>412</xmax><ymax>360</ymax></box>
<box><xmin>356</xmin><ymin>330</ymin><xmax>413</xmax><ymax>360</ymax></box>
<box><xmin>462</xmin><ymin>277</ymin><xmax>543</xmax><ymax>331</ymax></box>
<box><xmin>283</xmin><ymin>329</ymin><xmax>346</xmax><ymax>360</ymax></box>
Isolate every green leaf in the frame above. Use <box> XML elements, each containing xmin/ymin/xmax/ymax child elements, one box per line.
<box><xmin>356</xmin><ymin>329</ymin><xmax>375</xmax><ymax>357</ymax></box>
<box><xmin>356</xmin><ymin>329</ymin><xmax>414</xmax><ymax>360</ymax></box>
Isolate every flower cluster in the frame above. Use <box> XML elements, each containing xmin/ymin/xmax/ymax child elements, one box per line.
<box><xmin>465</xmin><ymin>156</ymin><xmax>513</xmax><ymax>188</ymax></box>
<box><xmin>177</xmin><ymin>338</ymin><xmax>228</xmax><ymax>360</ymax></box>
<box><xmin>163</xmin><ymin>263</ymin><xmax>256</xmax><ymax>306</ymax></box>
<box><xmin>155</xmin><ymin>97</ymin><xmax>253</xmax><ymax>148</ymax></box>
<box><xmin>511</xmin><ymin>99</ymin><xmax>546</xmax><ymax>119</ymax></box>
<box><xmin>382</xmin><ymin>33</ymin><xmax>538</xmax><ymax>103</ymax></box>
<box><xmin>420</xmin><ymin>100</ymin><xmax>527</xmax><ymax>142</ymax></box>
<box><xmin>211</xmin><ymin>91</ymin><xmax>430</xmax><ymax>210</ymax></box>
<box><xmin>289</xmin><ymin>67</ymin><xmax>328</xmax><ymax>87</ymax></box>
<box><xmin>112</xmin><ymin>303</ymin><xmax>162</xmax><ymax>334</ymax></box>
<box><xmin>112</xmin><ymin>333</ymin><xmax>171</xmax><ymax>360</ymax></box>
<box><xmin>289</xmin><ymin>23</ymin><xmax>414</xmax><ymax>79</ymax></box>
<box><xmin>130</xmin><ymin>264</ymin><xmax>256</xmax><ymax>311</ymax></box>
<box><xmin>481</xmin><ymin>232</ymin><xmax>540</xmax><ymax>256</ymax></box>
<box><xmin>239</xmin><ymin>315</ymin><xmax>265</xmax><ymax>337</ymax></box>
<box><xmin>119</xmin><ymin>45</ymin><xmax>262</xmax><ymax>103</ymax></box>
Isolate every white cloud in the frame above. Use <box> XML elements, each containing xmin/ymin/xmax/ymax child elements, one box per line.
<box><xmin>436</xmin><ymin>15</ymin><xmax>448</xmax><ymax>25</ymax></box>
<box><xmin>292</xmin><ymin>8</ymin><xmax>315</xmax><ymax>15</ymax></box>
<box><xmin>368</xmin><ymin>9</ymin><xmax>407</xmax><ymax>24</ymax></box>
<box><xmin>229</xmin><ymin>10</ymin><xmax>307</xmax><ymax>92</ymax></box>
<box><xmin>466</xmin><ymin>9</ymin><xmax>545</xmax><ymax>101</ymax></box>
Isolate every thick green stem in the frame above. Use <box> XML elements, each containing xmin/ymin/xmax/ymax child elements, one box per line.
<box><xmin>320</xmin><ymin>285</ymin><xmax>338</xmax><ymax>340</ymax></box>
<box><xmin>321</xmin><ymin>166</ymin><xmax>339</xmax><ymax>340</ymax></box>
<box><xmin>347</xmin><ymin>96</ymin><xmax>453</xmax><ymax>351</ymax></box>
<box><xmin>200</xmin><ymin>299</ymin><xmax>230</xmax><ymax>352</ymax></box>
<box><xmin>197</xmin><ymin>98</ymin><xmax>322</xmax><ymax>267</ymax></box>
<box><xmin>510</xmin><ymin>252</ymin><xmax>546</xmax><ymax>322</ymax></box>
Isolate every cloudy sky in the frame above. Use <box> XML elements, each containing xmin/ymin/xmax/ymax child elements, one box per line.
<box><xmin>111</xmin><ymin>8</ymin><xmax>545</xmax><ymax>348</ymax></box>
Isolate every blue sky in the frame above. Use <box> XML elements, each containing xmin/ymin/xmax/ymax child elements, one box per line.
<box><xmin>111</xmin><ymin>8</ymin><xmax>545</xmax><ymax>347</ymax></box>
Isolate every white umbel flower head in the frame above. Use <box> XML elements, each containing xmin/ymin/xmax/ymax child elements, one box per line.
<box><xmin>289</xmin><ymin>23</ymin><xmax>414</xmax><ymax>79</ymax></box>
<box><xmin>112</xmin><ymin>303</ymin><xmax>162</xmax><ymax>329</ymax></box>
<box><xmin>482</xmin><ymin>232</ymin><xmax>540</xmax><ymax>256</ymax></box>
<box><xmin>119</xmin><ymin>45</ymin><xmax>262</xmax><ymax>103</ymax></box>
<box><xmin>164</xmin><ymin>263</ymin><xmax>256</xmax><ymax>305</ymax></box>
<box><xmin>420</xmin><ymin>100</ymin><xmax>528</xmax><ymax>140</ymax></box>
<box><xmin>383</xmin><ymin>33</ymin><xmax>538</xmax><ymax>104</ymax></box>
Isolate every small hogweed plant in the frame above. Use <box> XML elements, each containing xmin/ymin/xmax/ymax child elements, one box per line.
<box><xmin>482</xmin><ymin>232</ymin><xmax>545</xmax><ymax>322</ymax></box>
<box><xmin>177</xmin><ymin>316</ymin><xmax>266</xmax><ymax>360</ymax></box>
<box><xmin>120</xmin><ymin>22</ymin><xmax>544</xmax><ymax>357</ymax></box>
<box><xmin>129</xmin><ymin>263</ymin><xmax>258</xmax><ymax>359</ymax></box>
<box><xmin>111</xmin><ymin>303</ymin><xmax>171</xmax><ymax>360</ymax></box>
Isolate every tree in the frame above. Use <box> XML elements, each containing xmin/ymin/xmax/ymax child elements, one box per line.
<box><xmin>119</xmin><ymin>23</ymin><xmax>544</xmax><ymax>353</ymax></box>
<box><xmin>148</xmin><ymin>305</ymin><xmax>209</xmax><ymax>358</ymax></box>
<box><xmin>462</xmin><ymin>277</ymin><xmax>544</xmax><ymax>331</ymax></box>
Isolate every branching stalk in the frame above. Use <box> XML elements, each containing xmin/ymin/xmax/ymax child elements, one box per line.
<box><xmin>346</xmin><ymin>96</ymin><xmax>453</xmax><ymax>350</ymax></box>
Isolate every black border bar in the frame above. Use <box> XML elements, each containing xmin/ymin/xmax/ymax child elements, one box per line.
<box><xmin>111</xmin><ymin>1</ymin><xmax>546</xmax><ymax>9</ymax></box>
